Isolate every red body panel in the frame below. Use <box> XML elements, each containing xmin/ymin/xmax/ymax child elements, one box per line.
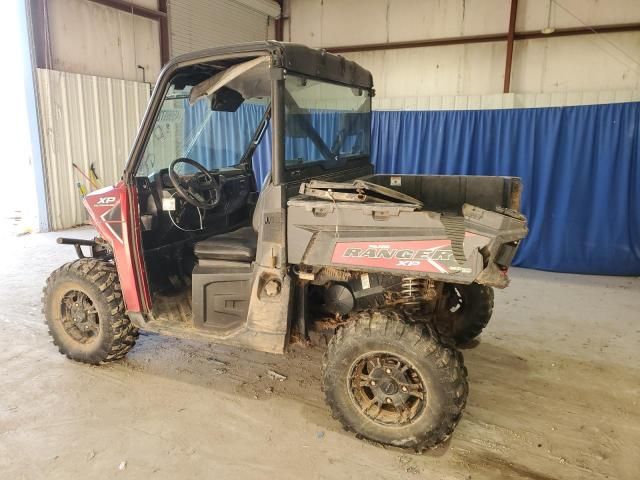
<box><xmin>84</xmin><ymin>182</ymin><xmax>150</xmax><ymax>313</ymax></box>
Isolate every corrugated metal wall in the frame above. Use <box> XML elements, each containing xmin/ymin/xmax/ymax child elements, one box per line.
<box><xmin>36</xmin><ymin>69</ymin><xmax>150</xmax><ymax>230</ymax></box>
<box><xmin>169</xmin><ymin>0</ymin><xmax>273</xmax><ymax>56</ymax></box>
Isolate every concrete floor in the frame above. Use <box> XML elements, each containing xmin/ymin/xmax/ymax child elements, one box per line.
<box><xmin>1</xmin><ymin>227</ymin><xmax>639</xmax><ymax>480</ymax></box>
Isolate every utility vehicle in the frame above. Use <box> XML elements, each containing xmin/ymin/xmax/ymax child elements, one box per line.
<box><xmin>43</xmin><ymin>41</ymin><xmax>528</xmax><ymax>450</ymax></box>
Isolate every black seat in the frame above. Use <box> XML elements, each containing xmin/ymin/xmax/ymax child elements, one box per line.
<box><xmin>194</xmin><ymin>175</ymin><xmax>270</xmax><ymax>263</ymax></box>
<box><xmin>194</xmin><ymin>227</ymin><xmax>257</xmax><ymax>262</ymax></box>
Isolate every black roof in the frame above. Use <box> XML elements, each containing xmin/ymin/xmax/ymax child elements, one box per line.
<box><xmin>167</xmin><ymin>41</ymin><xmax>374</xmax><ymax>90</ymax></box>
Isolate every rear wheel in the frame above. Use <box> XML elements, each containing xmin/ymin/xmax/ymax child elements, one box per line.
<box><xmin>435</xmin><ymin>283</ymin><xmax>494</xmax><ymax>345</ymax></box>
<box><xmin>42</xmin><ymin>259</ymin><xmax>138</xmax><ymax>364</ymax></box>
<box><xmin>322</xmin><ymin>310</ymin><xmax>468</xmax><ymax>450</ymax></box>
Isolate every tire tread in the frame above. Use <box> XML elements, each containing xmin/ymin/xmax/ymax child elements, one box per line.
<box><xmin>42</xmin><ymin>258</ymin><xmax>138</xmax><ymax>364</ymax></box>
<box><xmin>322</xmin><ymin>309</ymin><xmax>468</xmax><ymax>451</ymax></box>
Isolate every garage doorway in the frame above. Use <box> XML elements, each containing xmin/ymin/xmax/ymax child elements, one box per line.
<box><xmin>0</xmin><ymin>1</ymin><xmax>41</xmax><ymax>236</ymax></box>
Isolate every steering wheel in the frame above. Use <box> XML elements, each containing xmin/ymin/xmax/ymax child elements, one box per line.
<box><xmin>168</xmin><ymin>158</ymin><xmax>223</xmax><ymax>210</ymax></box>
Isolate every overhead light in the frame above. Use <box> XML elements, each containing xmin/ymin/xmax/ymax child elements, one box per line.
<box><xmin>542</xmin><ymin>0</ymin><xmax>555</xmax><ymax>35</ymax></box>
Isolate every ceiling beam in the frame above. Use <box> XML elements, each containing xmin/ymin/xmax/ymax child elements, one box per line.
<box><xmin>85</xmin><ymin>0</ymin><xmax>167</xmax><ymax>21</ymax></box>
<box><xmin>515</xmin><ymin>22</ymin><xmax>640</xmax><ymax>40</ymax></box>
<box><xmin>325</xmin><ymin>22</ymin><xmax>640</xmax><ymax>54</ymax></box>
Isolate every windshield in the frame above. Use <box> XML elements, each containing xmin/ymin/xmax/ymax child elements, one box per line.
<box><xmin>284</xmin><ymin>75</ymin><xmax>371</xmax><ymax>169</ymax></box>
<box><xmin>137</xmin><ymin>64</ymin><xmax>270</xmax><ymax>178</ymax></box>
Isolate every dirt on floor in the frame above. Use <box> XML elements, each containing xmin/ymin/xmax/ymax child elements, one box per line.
<box><xmin>1</xmin><ymin>227</ymin><xmax>639</xmax><ymax>480</ymax></box>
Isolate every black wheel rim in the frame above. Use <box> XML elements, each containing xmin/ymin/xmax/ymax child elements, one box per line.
<box><xmin>60</xmin><ymin>290</ymin><xmax>100</xmax><ymax>344</ymax></box>
<box><xmin>349</xmin><ymin>353</ymin><xmax>426</xmax><ymax>426</ymax></box>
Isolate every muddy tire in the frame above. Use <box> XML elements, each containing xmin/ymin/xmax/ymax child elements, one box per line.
<box><xmin>42</xmin><ymin>259</ymin><xmax>138</xmax><ymax>364</ymax></box>
<box><xmin>435</xmin><ymin>283</ymin><xmax>494</xmax><ymax>345</ymax></box>
<box><xmin>322</xmin><ymin>310</ymin><xmax>468</xmax><ymax>450</ymax></box>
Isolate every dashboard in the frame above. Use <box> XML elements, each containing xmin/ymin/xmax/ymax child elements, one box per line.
<box><xmin>135</xmin><ymin>166</ymin><xmax>257</xmax><ymax>250</ymax></box>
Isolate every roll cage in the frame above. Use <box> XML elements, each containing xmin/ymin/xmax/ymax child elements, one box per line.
<box><xmin>123</xmin><ymin>41</ymin><xmax>374</xmax><ymax>185</ymax></box>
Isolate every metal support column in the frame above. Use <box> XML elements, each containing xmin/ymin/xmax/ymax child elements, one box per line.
<box><xmin>21</xmin><ymin>0</ymin><xmax>49</xmax><ymax>231</ymax></box>
<box><xmin>503</xmin><ymin>0</ymin><xmax>519</xmax><ymax>93</ymax></box>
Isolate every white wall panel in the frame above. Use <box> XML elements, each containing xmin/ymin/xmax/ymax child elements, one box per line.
<box><xmin>388</xmin><ymin>0</ymin><xmax>509</xmax><ymax>40</ymax></box>
<box><xmin>289</xmin><ymin>0</ymin><xmax>510</xmax><ymax>47</ymax></box>
<box><xmin>46</xmin><ymin>0</ymin><xmax>161</xmax><ymax>82</ymax></box>
<box><xmin>343</xmin><ymin>42</ymin><xmax>507</xmax><ymax>97</ymax></box>
<box><xmin>372</xmin><ymin>89</ymin><xmax>640</xmax><ymax>111</ymax></box>
<box><xmin>288</xmin><ymin>0</ymin><xmax>640</xmax><ymax>96</ymax></box>
<box><xmin>169</xmin><ymin>0</ymin><xmax>278</xmax><ymax>56</ymax></box>
<box><xmin>517</xmin><ymin>0</ymin><xmax>640</xmax><ymax>31</ymax></box>
<box><xmin>37</xmin><ymin>69</ymin><xmax>150</xmax><ymax>230</ymax></box>
<box><xmin>511</xmin><ymin>33</ymin><xmax>640</xmax><ymax>93</ymax></box>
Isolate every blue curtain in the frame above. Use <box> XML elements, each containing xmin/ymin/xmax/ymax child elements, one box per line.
<box><xmin>371</xmin><ymin>103</ymin><xmax>640</xmax><ymax>275</ymax></box>
<box><xmin>285</xmin><ymin>111</ymin><xmax>369</xmax><ymax>163</ymax></box>
<box><xmin>184</xmin><ymin>101</ymin><xmax>267</xmax><ymax>170</ymax></box>
<box><xmin>252</xmin><ymin>111</ymin><xmax>369</xmax><ymax>188</ymax></box>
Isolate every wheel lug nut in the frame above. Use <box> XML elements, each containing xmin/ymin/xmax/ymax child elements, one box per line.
<box><xmin>385</xmin><ymin>398</ymin><xmax>392</xmax><ymax>404</ymax></box>
<box><xmin>370</xmin><ymin>380</ymin><xmax>376</xmax><ymax>386</ymax></box>
<box><xmin>401</xmin><ymin>386</ymin><xmax>408</xmax><ymax>392</ymax></box>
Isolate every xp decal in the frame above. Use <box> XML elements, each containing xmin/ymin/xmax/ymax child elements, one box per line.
<box><xmin>84</xmin><ymin>188</ymin><xmax>125</xmax><ymax>245</ymax></box>
<box><xmin>96</xmin><ymin>196</ymin><xmax>117</xmax><ymax>205</ymax></box>
<box><xmin>332</xmin><ymin>240</ymin><xmax>461</xmax><ymax>274</ymax></box>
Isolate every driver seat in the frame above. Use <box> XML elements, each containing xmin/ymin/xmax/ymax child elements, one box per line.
<box><xmin>193</xmin><ymin>226</ymin><xmax>257</xmax><ymax>262</ymax></box>
<box><xmin>193</xmin><ymin>175</ymin><xmax>268</xmax><ymax>263</ymax></box>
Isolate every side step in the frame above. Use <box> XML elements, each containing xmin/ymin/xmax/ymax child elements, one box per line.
<box><xmin>192</xmin><ymin>260</ymin><xmax>253</xmax><ymax>336</ymax></box>
<box><xmin>141</xmin><ymin>261</ymin><xmax>290</xmax><ymax>355</ymax></box>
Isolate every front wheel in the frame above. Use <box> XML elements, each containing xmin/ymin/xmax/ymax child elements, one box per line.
<box><xmin>322</xmin><ymin>310</ymin><xmax>468</xmax><ymax>450</ymax></box>
<box><xmin>42</xmin><ymin>259</ymin><xmax>138</xmax><ymax>364</ymax></box>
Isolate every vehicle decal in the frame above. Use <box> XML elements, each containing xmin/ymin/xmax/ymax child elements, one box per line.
<box><xmin>99</xmin><ymin>201</ymin><xmax>123</xmax><ymax>244</ymax></box>
<box><xmin>331</xmin><ymin>240</ymin><xmax>458</xmax><ymax>274</ymax></box>
<box><xmin>96</xmin><ymin>196</ymin><xmax>117</xmax><ymax>205</ymax></box>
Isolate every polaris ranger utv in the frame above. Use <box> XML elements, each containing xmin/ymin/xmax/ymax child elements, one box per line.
<box><xmin>43</xmin><ymin>41</ymin><xmax>527</xmax><ymax>450</ymax></box>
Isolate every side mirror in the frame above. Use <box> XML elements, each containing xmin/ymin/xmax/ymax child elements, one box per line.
<box><xmin>210</xmin><ymin>87</ymin><xmax>244</xmax><ymax>112</ymax></box>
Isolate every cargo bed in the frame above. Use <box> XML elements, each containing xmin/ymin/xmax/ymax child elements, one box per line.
<box><xmin>362</xmin><ymin>174</ymin><xmax>522</xmax><ymax>214</ymax></box>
